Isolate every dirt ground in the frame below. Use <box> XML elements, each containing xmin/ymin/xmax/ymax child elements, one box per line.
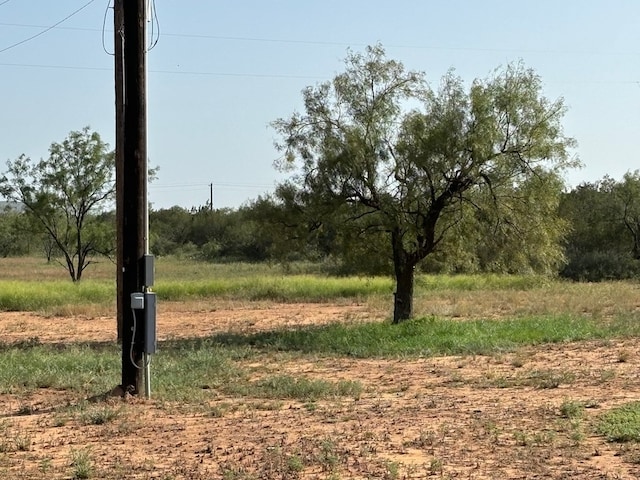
<box><xmin>2</xmin><ymin>303</ymin><xmax>640</xmax><ymax>479</ymax></box>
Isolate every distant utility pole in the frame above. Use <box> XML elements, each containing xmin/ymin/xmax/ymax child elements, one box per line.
<box><xmin>210</xmin><ymin>183</ymin><xmax>214</xmax><ymax>211</ymax></box>
<box><xmin>115</xmin><ymin>0</ymin><xmax>147</xmax><ymax>395</ymax></box>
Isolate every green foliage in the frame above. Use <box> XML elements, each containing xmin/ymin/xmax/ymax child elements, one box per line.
<box><xmin>149</xmin><ymin>206</ymin><xmax>270</xmax><ymax>262</ymax></box>
<box><xmin>211</xmin><ymin>314</ymin><xmax>640</xmax><ymax>358</ymax></box>
<box><xmin>0</xmin><ymin>127</ymin><xmax>115</xmax><ymax>281</ymax></box>
<box><xmin>0</xmin><ymin>211</ymin><xmax>32</xmax><ymax>257</ymax></box>
<box><xmin>561</xmin><ymin>250</ymin><xmax>640</xmax><ymax>282</ymax></box>
<box><xmin>596</xmin><ymin>402</ymin><xmax>640</xmax><ymax>442</ymax></box>
<box><xmin>560</xmin><ymin>174</ymin><xmax>640</xmax><ymax>281</ymax></box>
<box><xmin>616</xmin><ymin>171</ymin><xmax>640</xmax><ymax>259</ymax></box>
<box><xmin>272</xmin><ymin>45</ymin><xmax>577</xmax><ymax>321</ymax></box>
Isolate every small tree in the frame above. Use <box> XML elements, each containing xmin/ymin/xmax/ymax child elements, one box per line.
<box><xmin>0</xmin><ymin>127</ymin><xmax>115</xmax><ymax>281</ymax></box>
<box><xmin>273</xmin><ymin>46</ymin><xmax>577</xmax><ymax>322</ymax></box>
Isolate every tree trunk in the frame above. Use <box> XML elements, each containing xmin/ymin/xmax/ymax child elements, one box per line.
<box><xmin>391</xmin><ymin>229</ymin><xmax>416</xmax><ymax>324</ymax></box>
<box><xmin>393</xmin><ymin>262</ymin><xmax>414</xmax><ymax>323</ymax></box>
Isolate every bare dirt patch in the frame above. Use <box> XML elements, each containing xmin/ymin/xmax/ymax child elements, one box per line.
<box><xmin>1</xmin><ymin>303</ymin><xmax>640</xmax><ymax>479</ymax></box>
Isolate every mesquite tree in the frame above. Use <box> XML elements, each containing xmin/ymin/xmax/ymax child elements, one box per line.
<box><xmin>273</xmin><ymin>45</ymin><xmax>577</xmax><ymax>323</ymax></box>
<box><xmin>0</xmin><ymin>127</ymin><xmax>115</xmax><ymax>281</ymax></box>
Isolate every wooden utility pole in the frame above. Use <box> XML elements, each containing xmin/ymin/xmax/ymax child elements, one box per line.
<box><xmin>115</xmin><ymin>0</ymin><xmax>147</xmax><ymax>394</ymax></box>
<box><xmin>114</xmin><ymin>0</ymin><xmax>124</xmax><ymax>342</ymax></box>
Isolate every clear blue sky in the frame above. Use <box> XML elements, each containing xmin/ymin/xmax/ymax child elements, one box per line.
<box><xmin>1</xmin><ymin>1</ymin><xmax>639</xmax><ymax>209</ymax></box>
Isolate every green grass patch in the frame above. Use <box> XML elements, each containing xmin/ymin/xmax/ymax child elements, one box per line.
<box><xmin>0</xmin><ymin>340</ymin><xmax>244</xmax><ymax>400</ymax></box>
<box><xmin>211</xmin><ymin>314</ymin><xmax>640</xmax><ymax>358</ymax></box>
<box><xmin>154</xmin><ymin>275</ymin><xmax>392</xmax><ymax>302</ymax></box>
<box><xmin>227</xmin><ymin>375</ymin><xmax>363</xmax><ymax>401</ymax></box>
<box><xmin>596</xmin><ymin>402</ymin><xmax>640</xmax><ymax>442</ymax></box>
<box><xmin>0</xmin><ymin>344</ymin><xmax>118</xmax><ymax>395</ymax></box>
<box><xmin>0</xmin><ymin>269</ymin><xmax>393</xmax><ymax>311</ymax></box>
<box><xmin>151</xmin><ymin>339</ymin><xmax>246</xmax><ymax>402</ymax></box>
<box><xmin>0</xmin><ymin>340</ymin><xmax>361</xmax><ymax>403</ymax></box>
<box><xmin>0</xmin><ymin>281</ymin><xmax>114</xmax><ymax>312</ymax></box>
<box><xmin>415</xmin><ymin>273</ymin><xmax>550</xmax><ymax>291</ymax></box>
<box><xmin>0</xmin><ymin>258</ymin><xmax>556</xmax><ymax>311</ymax></box>
<box><xmin>0</xmin><ymin>313</ymin><xmax>638</xmax><ymax>404</ymax></box>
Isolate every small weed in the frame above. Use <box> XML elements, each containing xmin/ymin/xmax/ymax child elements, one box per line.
<box><xmin>513</xmin><ymin>430</ymin><xmax>529</xmax><ymax>446</ymax></box>
<box><xmin>528</xmin><ymin>370</ymin><xmax>575</xmax><ymax>389</ymax></box>
<box><xmin>586</xmin><ymin>399</ymin><xmax>601</xmax><ymax>408</ymax></box>
<box><xmin>262</xmin><ymin>446</ymin><xmax>305</xmax><ymax>478</ymax></box>
<box><xmin>238</xmin><ymin>375</ymin><xmax>362</xmax><ymax>402</ymax></box>
<box><xmin>220</xmin><ymin>465</ymin><xmax>254</xmax><ymax>480</ymax></box>
<box><xmin>617</xmin><ymin>349</ymin><xmax>632</xmax><ymax>363</ymax></box>
<box><xmin>532</xmin><ymin>430</ymin><xmax>556</xmax><ymax>446</ymax></box>
<box><xmin>52</xmin><ymin>413</ymin><xmax>68</xmax><ymax>427</ymax></box>
<box><xmin>286</xmin><ymin>454</ymin><xmax>304</xmax><ymax>474</ymax></box>
<box><xmin>249</xmin><ymin>400</ymin><xmax>284</xmax><ymax>411</ymax></box>
<box><xmin>384</xmin><ymin>460</ymin><xmax>400</xmax><ymax>479</ymax></box>
<box><xmin>318</xmin><ymin>438</ymin><xmax>341</xmax><ymax>472</ymax></box>
<box><xmin>568</xmin><ymin>420</ymin><xmax>586</xmax><ymax>444</ymax></box>
<box><xmin>619</xmin><ymin>444</ymin><xmax>640</xmax><ymax>464</ymax></box>
<box><xmin>480</xmin><ymin>419</ymin><xmax>501</xmax><ymax>442</ymax></box>
<box><xmin>0</xmin><ymin>439</ymin><xmax>10</xmax><ymax>453</ymax></box>
<box><xmin>513</xmin><ymin>430</ymin><xmax>554</xmax><ymax>446</ymax></box>
<box><xmin>17</xmin><ymin>404</ymin><xmax>34</xmax><ymax>415</ymax></box>
<box><xmin>70</xmin><ymin>448</ymin><xmax>93</xmax><ymax>479</ymax></box>
<box><xmin>560</xmin><ymin>399</ymin><xmax>585</xmax><ymax>419</ymax></box>
<box><xmin>13</xmin><ymin>432</ymin><xmax>31</xmax><ymax>451</ymax></box>
<box><xmin>404</xmin><ymin>429</ymin><xmax>437</xmax><ymax>449</ymax></box>
<box><xmin>598</xmin><ymin>369</ymin><xmax>617</xmax><ymax>384</ymax></box>
<box><xmin>39</xmin><ymin>457</ymin><xmax>53</xmax><ymax>474</ymax></box>
<box><xmin>209</xmin><ymin>404</ymin><xmax>227</xmax><ymax>418</ymax></box>
<box><xmin>429</xmin><ymin>458</ymin><xmax>443</xmax><ymax>474</ymax></box>
<box><xmin>511</xmin><ymin>356</ymin><xmax>525</xmax><ymax>368</ymax></box>
<box><xmin>303</xmin><ymin>402</ymin><xmax>317</xmax><ymax>412</ymax></box>
<box><xmin>79</xmin><ymin>405</ymin><xmax>121</xmax><ymax>426</ymax></box>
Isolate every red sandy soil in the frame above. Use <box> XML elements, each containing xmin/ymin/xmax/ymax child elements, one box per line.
<box><xmin>1</xmin><ymin>303</ymin><xmax>640</xmax><ymax>479</ymax></box>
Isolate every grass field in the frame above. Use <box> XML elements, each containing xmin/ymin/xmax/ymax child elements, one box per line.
<box><xmin>1</xmin><ymin>257</ymin><xmax>640</xmax><ymax>478</ymax></box>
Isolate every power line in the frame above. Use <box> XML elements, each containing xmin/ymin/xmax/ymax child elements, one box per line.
<box><xmin>0</xmin><ymin>0</ymin><xmax>97</xmax><ymax>54</ymax></box>
<box><xmin>0</xmin><ymin>1</ymin><xmax>13</xmax><ymax>7</ymax></box>
<box><xmin>1</xmin><ymin>21</ymin><xmax>639</xmax><ymax>57</ymax></box>
<box><xmin>101</xmin><ymin>0</ymin><xmax>114</xmax><ymax>56</ymax></box>
<box><xmin>149</xmin><ymin>182</ymin><xmax>274</xmax><ymax>191</ymax></box>
<box><xmin>1</xmin><ymin>61</ymin><xmax>638</xmax><ymax>86</ymax></box>
<box><xmin>0</xmin><ymin>62</ymin><xmax>110</xmax><ymax>72</ymax></box>
<box><xmin>0</xmin><ymin>61</ymin><xmax>323</xmax><ymax>80</ymax></box>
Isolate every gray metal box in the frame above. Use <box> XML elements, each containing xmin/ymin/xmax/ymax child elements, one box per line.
<box><xmin>143</xmin><ymin>291</ymin><xmax>157</xmax><ymax>353</ymax></box>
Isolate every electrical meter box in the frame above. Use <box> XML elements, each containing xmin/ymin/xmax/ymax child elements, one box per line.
<box><xmin>140</xmin><ymin>254</ymin><xmax>155</xmax><ymax>288</ymax></box>
<box><xmin>143</xmin><ymin>291</ymin><xmax>157</xmax><ymax>354</ymax></box>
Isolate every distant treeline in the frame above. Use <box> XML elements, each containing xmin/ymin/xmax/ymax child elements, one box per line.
<box><xmin>1</xmin><ymin>173</ymin><xmax>639</xmax><ymax>282</ymax></box>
